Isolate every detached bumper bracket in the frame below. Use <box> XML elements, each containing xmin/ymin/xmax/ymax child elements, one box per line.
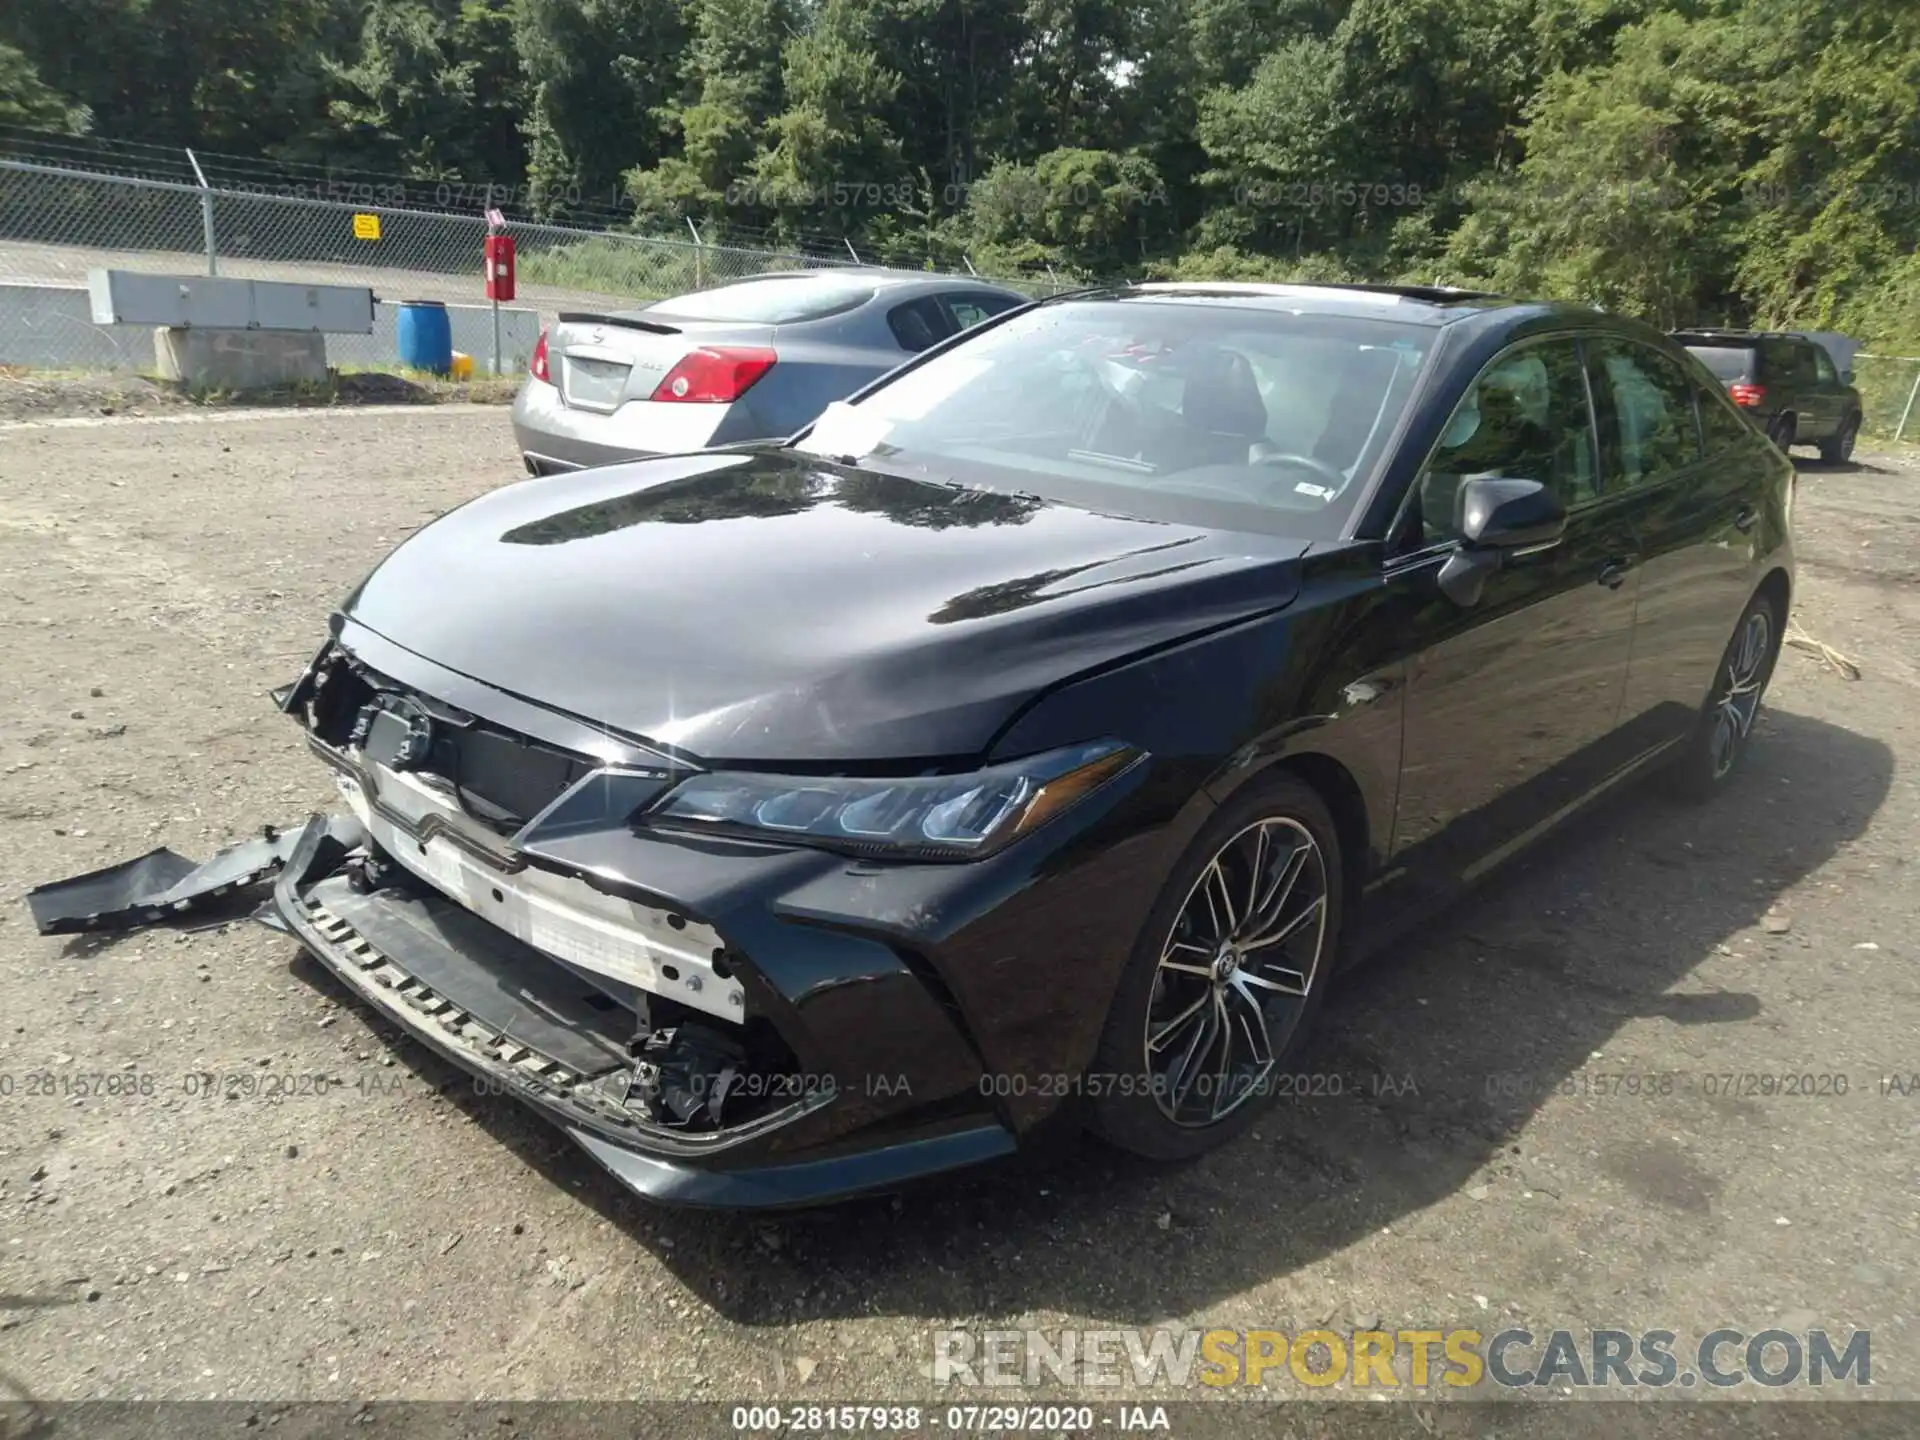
<box><xmin>25</xmin><ymin>816</ymin><xmax>363</xmax><ymax>937</ymax></box>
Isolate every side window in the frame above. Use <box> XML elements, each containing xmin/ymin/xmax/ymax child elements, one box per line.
<box><xmin>1589</xmin><ymin>340</ymin><xmax>1703</xmax><ymax>488</ymax></box>
<box><xmin>1810</xmin><ymin>344</ymin><xmax>1838</xmax><ymax>384</ymax></box>
<box><xmin>1698</xmin><ymin>386</ymin><xmax>1755</xmax><ymax>453</ymax></box>
<box><xmin>887</xmin><ymin>297</ymin><xmax>956</xmax><ymax>353</ymax></box>
<box><xmin>944</xmin><ymin>292</ymin><xmax>1018</xmax><ymax>330</ymax></box>
<box><xmin>1410</xmin><ymin>340</ymin><xmax>1597</xmax><ymax>547</ymax></box>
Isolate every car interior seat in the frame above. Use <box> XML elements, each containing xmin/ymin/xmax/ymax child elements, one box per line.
<box><xmin>1178</xmin><ymin>346</ymin><xmax>1272</xmax><ymax>467</ymax></box>
<box><xmin>1309</xmin><ymin>348</ymin><xmax>1402</xmax><ymax>477</ymax></box>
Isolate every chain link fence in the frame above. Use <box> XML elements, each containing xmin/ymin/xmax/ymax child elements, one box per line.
<box><xmin>1853</xmin><ymin>354</ymin><xmax>1920</xmax><ymax>441</ymax></box>
<box><xmin>0</xmin><ymin>156</ymin><xmax>1070</xmax><ymax>371</ymax></box>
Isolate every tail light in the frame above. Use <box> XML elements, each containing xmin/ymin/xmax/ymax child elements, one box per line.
<box><xmin>530</xmin><ymin>329</ymin><xmax>550</xmax><ymax>383</ymax></box>
<box><xmin>1728</xmin><ymin>382</ymin><xmax>1765</xmax><ymax>408</ymax></box>
<box><xmin>651</xmin><ymin>346</ymin><xmax>777</xmax><ymax>403</ymax></box>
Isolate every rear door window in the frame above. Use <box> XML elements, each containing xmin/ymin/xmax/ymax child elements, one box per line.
<box><xmin>1683</xmin><ymin>346</ymin><xmax>1754</xmax><ymax>384</ymax></box>
<box><xmin>943</xmin><ymin>292</ymin><xmax>1020</xmax><ymax>330</ymax></box>
<box><xmin>888</xmin><ymin>297</ymin><xmax>958</xmax><ymax>352</ymax></box>
<box><xmin>1759</xmin><ymin>340</ymin><xmax>1800</xmax><ymax>383</ymax></box>
<box><xmin>1589</xmin><ymin>340</ymin><xmax>1704</xmax><ymax>488</ymax></box>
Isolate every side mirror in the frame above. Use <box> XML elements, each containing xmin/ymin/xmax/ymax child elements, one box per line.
<box><xmin>1841</xmin><ymin>369</ymin><xmax>1854</xmax><ymax>385</ymax></box>
<box><xmin>1457</xmin><ymin>476</ymin><xmax>1567</xmax><ymax>550</ymax></box>
<box><xmin>1437</xmin><ymin>477</ymin><xmax>1567</xmax><ymax>607</ymax></box>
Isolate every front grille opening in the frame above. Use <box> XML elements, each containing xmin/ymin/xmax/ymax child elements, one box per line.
<box><xmin>301</xmin><ymin>652</ymin><xmax>595</xmax><ymax>833</ymax></box>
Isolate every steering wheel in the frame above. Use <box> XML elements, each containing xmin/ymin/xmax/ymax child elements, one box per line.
<box><xmin>1252</xmin><ymin>452</ymin><xmax>1348</xmax><ymax>491</ymax></box>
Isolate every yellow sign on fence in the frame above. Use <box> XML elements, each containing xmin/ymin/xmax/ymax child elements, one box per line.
<box><xmin>352</xmin><ymin>213</ymin><xmax>381</xmax><ymax>241</ymax></box>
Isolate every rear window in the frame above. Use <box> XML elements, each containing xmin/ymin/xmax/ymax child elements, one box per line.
<box><xmin>1683</xmin><ymin>345</ymin><xmax>1754</xmax><ymax>383</ymax></box>
<box><xmin>648</xmin><ymin>276</ymin><xmax>875</xmax><ymax>325</ymax></box>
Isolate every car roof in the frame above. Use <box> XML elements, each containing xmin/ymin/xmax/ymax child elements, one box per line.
<box><xmin>1090</xmin><ymin>280</ymin><xmax>1608</xmax><ymax>333</ymax></box>
<box><xmin>1671</xmin><ymin>329</ymin><xmax>1808</xmax><ymax>344</ymax></box>
<box><xmin>720</xmin><ymin>267</ymin><xmax>1021</xmax><ymax>292</ymax></box>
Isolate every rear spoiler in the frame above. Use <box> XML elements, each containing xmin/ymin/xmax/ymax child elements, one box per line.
<box><xmin>555</xmin><ymin>311</ymin><xmax>682</xmax><ymax>336</ymax></box>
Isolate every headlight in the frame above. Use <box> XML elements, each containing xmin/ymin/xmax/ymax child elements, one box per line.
<box><xmin>641</xmin><ymin>740</ymin><xmax>1141</xmax><ymax>859</ymax></box>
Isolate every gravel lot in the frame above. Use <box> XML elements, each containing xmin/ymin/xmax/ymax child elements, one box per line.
<box><xmin>1</xmin><ymin>407</ymin><xmax>1917</xmax><ymax>1427</ymax></box>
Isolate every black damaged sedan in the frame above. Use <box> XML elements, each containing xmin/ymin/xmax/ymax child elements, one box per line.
<box><xmin>274</xmin><ymin>282</ymin><xmax>1794</xmax><ymax>1207</ymax></box>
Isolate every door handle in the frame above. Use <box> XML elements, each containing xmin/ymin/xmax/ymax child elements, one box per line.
<box><xmin>1596</xmin><ymin>557</ymin><xmax>1636</xmax><ymax>590</ymax></box>
<box><xmin>1733</xmin><ymin>505</ymin><xmax>1759</xmax><ymax>533</ymax></box>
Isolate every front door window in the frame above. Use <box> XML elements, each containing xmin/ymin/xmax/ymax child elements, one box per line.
<box><xmin>1411</xmin><ymin>340</ymin><xmax>1597</xmax><ymax>548</ymax></box>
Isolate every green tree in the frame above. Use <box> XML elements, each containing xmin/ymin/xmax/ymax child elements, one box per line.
<box><xmin>325</xmin><ymin>0</ymin><xmax>526</xmax><ymax>179</ymax></box>
<box><xmin>626</xmin><ymin>0</ymin><xmax>794</xmax><ymax>230</ymax></box>
<box><xmin>1192</xmin><ymin>0</ymin><xmax>1537</xmax><ymax>267</ymax></box>
<box><xmin>0</xmin><ymin>40</ymin><xmax>85</xmax><ymax>131</ymax></box>
<box><xmin>516</xmin><ymin>0</ymin><xmax>688</xmax><ymax>218</ymax></box>
<box><xmin>1436</xmin><ymin>1</ymin><xmax>1920</xmax><ymax>329</ymax></box>
<box><xmin>752</xmin><ymin>0</ymin><xmax>906</xmax><ymax>238</ymax></box>
<box><xmin>1007</xmin><ymin>0</ymin><xmax>1141</xmax><ymax>154</ymax></box>
<box><xmin>1723</xmin><ymin>0</ymin><xmax>1920</xmax><ymax>328</ymax></box>
<box><xmin>2</xmin><ymin>0</ymin><xmax>347</xmax><ymax>151</ymax></box>
<box><xmin>964</xmin><ymin>146</ymin><xmax>1164</xmax><ymax>272</ymax></box>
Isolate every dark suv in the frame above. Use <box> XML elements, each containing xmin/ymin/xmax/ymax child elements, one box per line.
<box><xmin>1672</xmin><ymin>329</ymin><xmax>1863</xmax><ymax>462</ymax></box>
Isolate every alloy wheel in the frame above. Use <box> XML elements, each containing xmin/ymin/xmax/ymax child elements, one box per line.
<box><xmin>1144</xmin><ymin>817</ymin><xmax>1330</xmax><ymax>1127</ymax></box>
<box><xmin>1710</xmin><ymin>609</ymin><xmax>1773</xmax><ymax>778</ymax></box>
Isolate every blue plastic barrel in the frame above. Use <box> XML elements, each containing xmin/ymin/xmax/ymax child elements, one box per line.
<box><xmin>395</xmin><ymin>300</ymin><xmax>453</xmax><ymax>375</ymax></box>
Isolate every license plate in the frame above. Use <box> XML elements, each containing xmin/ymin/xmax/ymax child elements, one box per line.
<box><xmin>561</xmin><ymin>355</ymin><xmax>632</xmax><ymax>412</ymax></box>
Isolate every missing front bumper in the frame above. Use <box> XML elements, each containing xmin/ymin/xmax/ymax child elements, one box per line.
<box><xmin>271</xmin><ymin>814</ymin><xmax>1013</xmax><ymax>1207</ymax></box>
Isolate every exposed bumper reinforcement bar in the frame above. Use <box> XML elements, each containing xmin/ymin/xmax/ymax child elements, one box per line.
<box><xmin>269</xmin><ymin>814</ymin><xmax>1017</xmax><ymax>1209</ymax></box>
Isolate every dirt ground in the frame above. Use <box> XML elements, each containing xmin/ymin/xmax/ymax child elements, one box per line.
<box><xmin>1</xmin><ymin>406</ymin><xmax>1917</xmax><ymax>1427</ymax></box>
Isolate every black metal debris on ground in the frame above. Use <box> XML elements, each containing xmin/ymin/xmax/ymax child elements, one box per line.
<box><xmin>25</xmin><ymin>817</ymin><xmax>360</xmax><ymax>937</ymax></box>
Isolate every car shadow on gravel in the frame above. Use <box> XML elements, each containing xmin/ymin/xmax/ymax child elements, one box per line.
<box><xmin>285</xmin><ymin>705</ymin><xmax>1892</xmax><ymax>1329</ymax></box>
<box><xmin>1793</xmin><ymin>453</ymin><xmax>1891</xmax><ymax>475</ymax></box>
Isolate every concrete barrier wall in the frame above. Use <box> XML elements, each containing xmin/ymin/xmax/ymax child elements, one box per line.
<box><xmin>0</xmin><ymin>282</ymin><xmax>152</xmax><ymax>368</ymax></box>
<box><xmin>0</xmin><ymin>282</ymin><xmax>539</xmax><ymax>376</ymax></box>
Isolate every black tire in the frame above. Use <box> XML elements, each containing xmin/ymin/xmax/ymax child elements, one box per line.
<box><xmin>1669</xmin><ymin>591</ymin><xmax>1783</xmax><ymax>802</ymax></box>
<box><xmin>1088</xmin><ymin>772</ymin><xmax>1345</xmax><ymax>1161</ymax></box>
<box><xmin>1818</xmin><ymin>413</ymin><xmax>1860</xmax><ymax>464</ymax></box>
<box><xmin>1766</xmin><ymin>413</ymin><xmax>1797</xmax><ymax>453</ymax></box>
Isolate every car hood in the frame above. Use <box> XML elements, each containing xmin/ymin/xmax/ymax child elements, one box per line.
<box><xmin>342</xmin><ymin>450</ymin><xmax>1308</xmax><ymax>763</ymax></box>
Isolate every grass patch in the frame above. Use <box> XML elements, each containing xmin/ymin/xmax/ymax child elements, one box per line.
<box><xmin>0</xmin><ymin>363</ymin><xmax>518</xmax><ymax>423</ymax></box>
<box><xmin>1855</xmin><ymin>354</ymin><xmax>1920</xmax><ymax>439</ymax></box>
<box><xmin>516</xmin><ymin>235</ymin><xmax>687</xmax><ymax>300</ymax></box>
<box><xmin>516</xmin><ymin>232</ymin><xmax>827</xmax><ymax>300</ymax></box>
<box><xmin>186</xmin><ymin>367</ymin><xmax>519</xmax><ymax>408</ymax></box>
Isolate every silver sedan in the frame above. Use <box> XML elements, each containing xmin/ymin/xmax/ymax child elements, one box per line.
<box><xmin>511</xmin><ymin>269</ymin><xmax>1028</xmax><ymax>473</ymax></box>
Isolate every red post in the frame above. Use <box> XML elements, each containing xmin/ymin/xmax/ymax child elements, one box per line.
<box><xmin>484</xmin><ymin>234</ymin><xmax>516</xmax><ymax>302</ymax></box>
